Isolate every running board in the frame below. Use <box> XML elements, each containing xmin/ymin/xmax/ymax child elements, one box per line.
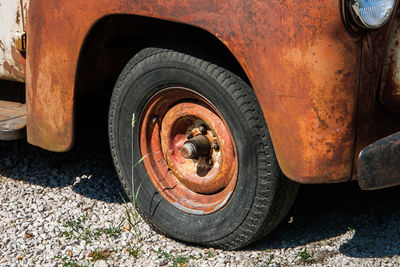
<box><xmin>358</xmin><ymin>132</ymin><xmax>400</xmax><ymax>190</ymax></box>
<box><xmin>0</xmin><ymin>100</ymin><xmax>26</xmax><ymax>140</ymax></box>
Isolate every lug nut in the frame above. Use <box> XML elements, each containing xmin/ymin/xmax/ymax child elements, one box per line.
<box><xmin>211</xmin><ymin>142</ymin><xmax>219</xmax><ymax>151</ymax></box>
<box><xmin>152</xmin><ymin>116</ymin><xmax>159</xmax><ymax>124</ymax></box>
<box><xmin>198</xmin><ymin>125</ymin><xmax>207</xmax><ymax>134</ymax></box>
<box><xmin>186</xmin><ymin>131</ymin><xmax>193</xmax><ymax>139</ymax></box>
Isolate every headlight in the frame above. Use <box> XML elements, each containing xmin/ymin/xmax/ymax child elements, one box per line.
<box><xmin>348</xmin><ymin>0</ymin><xmax>396</xmax><ymax>29</ymax></box>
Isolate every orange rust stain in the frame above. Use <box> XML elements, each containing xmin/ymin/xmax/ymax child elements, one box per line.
<box><xmin>1</xmin><ymin>44</ymin><xmax>26</xmax><ymax>82</ymax></box>
<box><xmin>27</xmin><ymin>0</ymin><xmax>365</xmax><ymax>182</ymax></box>
<box><xmin>16</xmin><ymin>8</ymin><xmax>20</xmax><ymax>24</ymax></box>
<box><xmin>138</xmin><ymin>88</ymin><xmax>237</xmax><ymax>213</ymax></box>
<box><xmin>160</xmin><ymin>101</ymin><xmax>236</xmax><ymax>194</ymax></box>
<box><xmin>3</xmin><ymin>61</ymin><xmax>23</xmax><ymax>81</ymax></box>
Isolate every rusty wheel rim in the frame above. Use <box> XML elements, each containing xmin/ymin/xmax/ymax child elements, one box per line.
<box><xmin>139</xmin><ymin>87</ymin><xmax>238</xmax><ymax>214</ymax></box>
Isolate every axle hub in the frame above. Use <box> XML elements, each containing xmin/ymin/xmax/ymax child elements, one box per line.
<box><xmin>180</xmin><ymin>135</ymin><xmax>211</xmax><ymax>159</ymax></box>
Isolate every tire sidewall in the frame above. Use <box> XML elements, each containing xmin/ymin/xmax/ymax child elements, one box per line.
<box><xmin>111</xmin><ymin>52</ymin><xmax>275</xmax><ymax>243</ymax></box>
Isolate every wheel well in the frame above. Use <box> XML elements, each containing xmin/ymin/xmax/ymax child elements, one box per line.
<box><xmin>75</xmin><ymin>15</ymin><xmax>249</xmax><ymax>95</ymax></box>
<box><xmin>73</xmin><ymin>14</ymin><xmax>250</xmax><ymax>141</ymax></box>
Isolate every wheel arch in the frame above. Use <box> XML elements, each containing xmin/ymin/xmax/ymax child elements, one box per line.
<box><xmin>74</xmin><ymin>14</ymin><xmax>251</xmax><ymax>101</ymax></box>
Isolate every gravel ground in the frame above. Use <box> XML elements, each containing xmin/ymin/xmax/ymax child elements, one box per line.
<box><xmin>1</xmin><ymin>105</ymin><xmax>400</xmax><ymax>266</ymax></box>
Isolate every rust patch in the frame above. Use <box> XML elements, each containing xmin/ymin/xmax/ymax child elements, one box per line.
<box><xmin>0</xmin><ymin>40</ymin><xmax>5</xmax><ymax>52</ymax></box>
<box><xmin>379</xmin><ymin>13</ymin><xmax>400</xmax><ymax>113</ymax></box>
<box><xmin>381</xmin><ymin>61</ymin><xmax>400</xmax><ymax>112</ymax></box>
<box><xmin>16</xmin><ymin>8</ymin><xmax>20</xmax><ymax>25</ymax></box>
<box><xmin>27</xmin><ymin>0</ymin><xmax>365</xmax><ymax>183</ymax></box>
<box><xmin>1</xmin><ymin>43</ymin><xmax>26</xmax><ymax>82</ymax></box>
<box><xmin>140</xmin><ymin>88</ymin><xmax>237</xmax><ymax>214</ymax></box>
<box><xmin>3</xmin><ymin>61</ymin><xmax>23</xmax><ymax>80</ymax></box>
<box><xmin>353</xmin><ymin>13</ymin><xmax>400</xmax><ymax>179</ymax></box>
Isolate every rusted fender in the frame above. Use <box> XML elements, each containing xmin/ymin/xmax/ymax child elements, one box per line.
<box><xmin>27</xmin><ymin>0</ymin><xmax>362</xmax><ymax>183</ymax></box>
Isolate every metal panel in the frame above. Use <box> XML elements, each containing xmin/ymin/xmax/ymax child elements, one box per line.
<box><xmin>26</xmin><ymin>0</ymin><xmax>363</xmax><ymax>183</ymax></box>
<box><xmin>352</xmin><ymin>14</ymin><xmax>400</xmax><ymax>179</ymax></box>
<box><xmin>358</xmin><ymin>132</ymin><xmax>400</xmax><ymax>190</ymax></box>
<box><xmin>380</xmin><ymin>9</ymin><xmax>400</xmax><ymax>112</ymax></box>
<box><xmin>0</xmin><ymin>100</ymin><xmax>26</xmax><ymax>140</ymax></box>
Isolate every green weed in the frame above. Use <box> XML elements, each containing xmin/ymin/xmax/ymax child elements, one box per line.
<box><xmin>57</xmin><ymin>215</ymin><xmax>93</xmax><ymax>244</ymax></box>
<box><xmin>122</xmin><ymin>190</ymin><xmax>143</xmax><ymax>242</ymax></box>
<box><xmin>154</xmin><ymin>248</ymin><xmax>196</xmax><ymax>267</ymax></box>
<box><xmin>296</xmin><ymin>248</ymin><xmax>315</xmax><ymax>264</ymax></box>
<box><xmin>88</xmin><ymin>249</ymin><xmax>111</xmax><ymax>261</ymax></box>
<box><xmin>57</xmin><ymin>216</ymin><xmax>124</xmax><ymax>244</ymax></box>
<box><xmin>207</xmin><ymin>250</ymin><xmax>215</xmax><ymax>258</ymax></box>
<box><xmin>54</xmin><ymin>255</ymin><xmax>87</xmax><ymax>267</ymax></box>
<box><xmin>95</xmin><ymin>219</ymin><xmax>124</xmax><ymax>238</ymax></box>
<box><xmin>126</xmin><ymin>243</ymin><xmax>141</xmax><ymax>258</ymax></box>
<box><xmin>260</xmin><ymin>254</ymin><xmax>275</xmax><ymax>266</ymax></box>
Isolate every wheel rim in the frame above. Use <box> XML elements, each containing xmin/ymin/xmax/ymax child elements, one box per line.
<box><xmin>139</xmin><ymin>87</ymin><xmax>238</xmax><ymax>214</ymax></box>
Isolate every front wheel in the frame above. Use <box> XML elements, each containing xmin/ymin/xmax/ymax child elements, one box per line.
<box><xmin>108</xmin><ymin>46</ymin><xmax>298</xmax><ymax>249</ymax></box>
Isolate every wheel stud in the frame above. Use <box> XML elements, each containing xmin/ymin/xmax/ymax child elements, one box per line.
<box><xmin>186</xmin><ymin>131</ymin><xmax>193</xmax><ymax>139</ymax></box>
<box><xmin>198</xmin><ymin>125</ymin><xmax>207</xmax><ymax>134</ymax></box>
<box><xmin>211</xmin><ymin>142</ymin><xmax>219</xmax><ymax>151</ymax></box>
<box><xmin>152</xmin><ymin>116</ymin><xmax>159</xmax><ymax>124</ymax></box>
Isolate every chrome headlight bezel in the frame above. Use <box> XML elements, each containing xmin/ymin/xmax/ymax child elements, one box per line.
<box><xmin>347</xmin><ymin>0</ymin><xmax>397</xmax><ymax>30</ymax></box>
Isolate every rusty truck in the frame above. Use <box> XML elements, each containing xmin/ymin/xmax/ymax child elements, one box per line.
<box><xmin>1</xmin><ymin>0</ymin><xmax>400</xmax><ymax>249</ymax></box>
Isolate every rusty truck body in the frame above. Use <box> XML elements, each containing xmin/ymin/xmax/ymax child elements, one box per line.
<box><xmin>1</xmin><ymin>0</ymin><xmax>400</xmax><ymax>249</ymax></box>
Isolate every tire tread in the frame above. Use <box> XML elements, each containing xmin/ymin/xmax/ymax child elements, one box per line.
<box><xmin>108</xmin><ymin>46</ymin><xmax>298</xmax><ymax>250</ymax></box>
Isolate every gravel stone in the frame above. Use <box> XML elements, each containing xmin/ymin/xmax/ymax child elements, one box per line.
<box><xmin>1</xmin><ymin>111</ymin><xmax>400</xmax><ymax>266</ymax></box>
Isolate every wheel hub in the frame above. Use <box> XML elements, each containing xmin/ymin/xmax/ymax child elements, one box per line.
<box><xmin>180</xmin><ymin>135</ymin><xmax>211</xmax><ymax>159</ymax></box>
<box><xmin>139</xmin><ymin>87</ymin><xmax>238</xmax><ymax>214</ymax></box>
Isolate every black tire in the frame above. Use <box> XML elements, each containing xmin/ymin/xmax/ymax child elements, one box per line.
<box><xmin>108</xmin><ymin>46</ymin><xmax>298</xmax><ymax>249</ymax></box>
